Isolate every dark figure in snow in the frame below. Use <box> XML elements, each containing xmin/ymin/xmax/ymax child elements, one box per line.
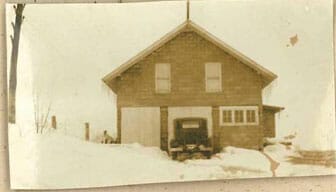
<box><xmin>102</xmin><ymin>130</ymin><xmax>114</xmax><ymax>144</ymax></box>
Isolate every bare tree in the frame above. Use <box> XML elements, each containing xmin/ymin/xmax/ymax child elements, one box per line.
<box><xmin>33</xmin><ymin>93</ymin><xmax>52</xmax><ymax>134</ymax></box>
<box><xmin>8</xmin><ymin>4</ymin><xmax>25</xmax><ymax>124</ymax></box>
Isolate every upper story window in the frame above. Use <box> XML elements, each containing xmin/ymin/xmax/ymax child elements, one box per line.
<box><xmin>205</xmin><ymin>62</ymin><xmax>222</xmax><ymax>92</ymax></box>
<box><xmin>219</xmin><ymin>106</ymin><xmax>259</xmax><ymax>126</ymax></box>
<box><xmin>155</xmin><ymin>63</ymin><xmax>171</xmax><ymax>93</ymax></box>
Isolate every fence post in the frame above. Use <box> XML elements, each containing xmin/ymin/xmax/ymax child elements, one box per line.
<box><xmin>85</xmin><ymin>122</ymin><xmax>90</xmax><ymax>141</ymax></box>
<box><xmin>51</xmin><ymin>116</ymin><xmax>57</xmax><ymax>129</ymax></box>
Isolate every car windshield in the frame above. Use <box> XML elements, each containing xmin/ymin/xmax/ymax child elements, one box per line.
<box><xmin>182</xmin><ymin>121</ymin><xmax>199</xmax><ymax>129</ymax></box>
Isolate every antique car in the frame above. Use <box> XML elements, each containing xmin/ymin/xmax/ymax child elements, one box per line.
<box><xmin>169</xmin><ymin>118</ymin><xmax>213</xmax><ymax>160</ymax></box>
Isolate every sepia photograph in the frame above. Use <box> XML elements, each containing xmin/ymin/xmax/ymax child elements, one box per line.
<box><xmin>5</xmin><ymin>0</ymin><xmax>336</xmax><ymax>189</ymax></box>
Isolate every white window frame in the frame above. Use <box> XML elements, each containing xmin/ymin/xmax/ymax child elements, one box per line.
<box><xmin>205</xmin><ymin>62</ymin><xmax>222</xmax><ymax>92</ymax></box>
<box><xmin>219</xmin><ymin>106</ymin><xmax>259</xmax><ymax>126</ymax></box>
<box><xmin>155</xmin><ymin>63</ymin><xmax>171</xmax><ymax>93</ymax></box>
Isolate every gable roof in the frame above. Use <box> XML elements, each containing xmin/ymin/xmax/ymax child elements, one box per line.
<box><xmin>102</xmin><ymin>20</ymin><xmax>277</xmax><ymax>90</ymax></box>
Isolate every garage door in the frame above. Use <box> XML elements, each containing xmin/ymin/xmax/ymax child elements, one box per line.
<box><xmin>121</xmin><ymin>107</ymin><xmax>160</xmax><ymax>147</ymax></box>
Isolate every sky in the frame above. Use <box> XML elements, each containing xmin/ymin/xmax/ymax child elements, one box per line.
<box><xmin>6</xmin><ymin>0</ymin><xmax>335</xmax><ymax>149</ymax></box>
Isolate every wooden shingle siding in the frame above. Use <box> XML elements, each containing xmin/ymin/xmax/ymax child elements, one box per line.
<box><xmin>116</xmin><ymin>31</ymin><xmax>263</xmax><ymax>108</ymax></box>
<box><xmin>217</xmin><ymin>125</ymin><xmax>262</xmax><ymax>150</ymax></box>
<box><xmin>263</xmin><ymin>109</ymin><xmax>276</xmax><ymax>137</ymax></box>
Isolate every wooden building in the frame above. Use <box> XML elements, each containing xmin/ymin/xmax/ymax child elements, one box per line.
<box><xmin>102</xmin><ymin>18</ymin><xmax>283</xmax><ymax>152</ymax></box>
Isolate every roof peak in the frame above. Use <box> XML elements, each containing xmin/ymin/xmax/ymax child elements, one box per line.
<box><xmin>102</xmin><ymin>20</ymin><xmax>277</xmax><ymax>91</ymax></box>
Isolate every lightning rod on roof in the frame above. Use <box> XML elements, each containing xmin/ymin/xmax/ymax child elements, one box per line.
<box><xmin>187</xmin><ymin>0</ymin><xmax>190</xmax><ymax>20</ymax></box>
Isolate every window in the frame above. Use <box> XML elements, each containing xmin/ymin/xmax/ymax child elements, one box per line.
<box><xmin>219</xmin><ymin>106</ymin><xmax>258</xmax><ymax>126</ymax></box>
<box><xmin>155</xmin><ymin>63</ymin><xmax>170</xmax><ymax>93</ymax></box>
<box><xmin>234</xmin><ymin>110</ymin><xmax>244</xmax><ymax>123</ymax></box>
<box><xmin>246</xmin><ymin>110</ymin><xmax>256</xmax><ymax>123</ymax></box>
<box><xmin>182</xmin><ymin>121</ymin><xmax>200</xmax><ymax>129</ymax></box>
<box><xmin>222</xmin><ymin>110</ymin><xmax>232</xmax><ymax>123</ymax></box>
<box><xmin>205</xmin><ymin>62</ymin><xmax>222</xmax><ymax>92</ymax></box>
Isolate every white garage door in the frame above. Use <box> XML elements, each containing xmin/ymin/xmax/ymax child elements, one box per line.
<box><xmin>121</xmin><ymin>107</ymin><xmax>160</xmax><ymax>147</ymax></box>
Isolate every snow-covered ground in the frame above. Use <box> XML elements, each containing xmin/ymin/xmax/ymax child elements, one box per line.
<box><xmin>8</xmin><ymin>125</ymin><xmax>336</xmax><ymax>189</ymax></box>
<box><xmin>264</xmin><ymin>143</ymin><xmax>335</xmax><ymax>177</ymax></box>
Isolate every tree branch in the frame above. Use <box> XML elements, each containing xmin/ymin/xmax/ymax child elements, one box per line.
<box><xmin>41</xmin><ymin>101</ymin><xmax>52</xmax><ymax>134</ymax></box>
<box><xmin>10</xmin><ymin>35</ymin><xmax>14</xmax><ymax>44</ymax></box>
<box><xmin>15</xmin><ymin>4</ymin><xmax>25</xmax><ymax>16</ymax></box>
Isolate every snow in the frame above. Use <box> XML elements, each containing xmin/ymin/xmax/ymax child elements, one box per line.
<box><xmin>186</xmin><ymin>147</ymin><xmax>270</xmax><ymax>175</ymax></box>
<box><xmin>9</xmin><ymin>125</ymin><xmax>335</xmax><ymax>189</ymax></box>
<box><xmin>264</xmin><ymin>144</ymin><xmax>335</xmax><ymax>177</ymax></box>
<box><xmin>9</xmin><ymin>130</ymin><xmax>268</xmax><ymax>189</ymax></box>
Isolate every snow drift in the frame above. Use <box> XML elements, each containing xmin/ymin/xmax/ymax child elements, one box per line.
<box><xmin>9</xmin><ymin>126</ymin><xmax>272</xmax><ymax>189</ymax></box>
<box><xmin>9</xmin><ymin>124</ymin><xmax>335</xmax><ymax>189</ymax></box>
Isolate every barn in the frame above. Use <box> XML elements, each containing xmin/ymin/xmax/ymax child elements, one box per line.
<box><xmin>102</xmin><ymin>17</ymin><xmax>283</xmax><ymax>153</ymax></box>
